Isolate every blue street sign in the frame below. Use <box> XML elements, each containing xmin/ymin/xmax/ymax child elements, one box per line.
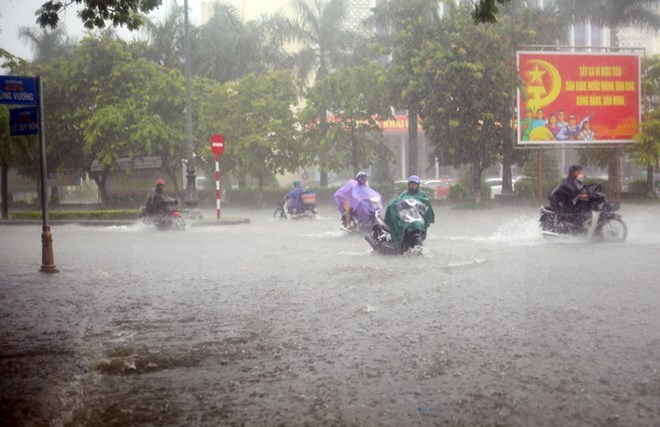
<box><xmin>10</xmin><ymin>107</ymin><xmax>39</xmax><ymax>136</ymax></box>
<box><xmin>0</xmin><ymin>76</ymin><xmax>38</xmax><ymax>105</ymax></box>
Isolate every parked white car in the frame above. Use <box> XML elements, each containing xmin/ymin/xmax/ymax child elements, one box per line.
<box><xmin>486</xmin><ymin>176</ymin><xmax>526</xmax><ymax>199</ymax></box>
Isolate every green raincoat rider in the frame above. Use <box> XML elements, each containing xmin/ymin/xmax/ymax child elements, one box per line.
<box><xmin>384</xmin><ymin>175</ymin><xmax>435</xmax><ymax>247</ymax></box>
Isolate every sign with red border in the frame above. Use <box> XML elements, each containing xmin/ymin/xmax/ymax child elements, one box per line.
<box><xmin>517</xmin><ymin>51</ymin><xmax>641</xmax><ymax>145</ymax></box>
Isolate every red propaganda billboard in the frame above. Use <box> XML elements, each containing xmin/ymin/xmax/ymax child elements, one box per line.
<box><xmin>517</xmin><ymin>51</ymin><xmax>641</xmax><ymax>145</ymax></box>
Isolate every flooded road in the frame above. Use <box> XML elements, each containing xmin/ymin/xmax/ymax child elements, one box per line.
<box><xmin>1</xmin><ymin>203</ymin><xmax>659</xmax><ymax>425</ymax></box>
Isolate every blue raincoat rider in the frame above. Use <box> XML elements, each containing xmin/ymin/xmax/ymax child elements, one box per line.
<box><xmin>284</xmin><ymin>180</ymin><xmax>304</xmax><ymax>214</ymax></box>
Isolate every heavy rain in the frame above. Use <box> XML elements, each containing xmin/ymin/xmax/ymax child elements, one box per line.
<box><xmin>2</xmin><ymin>0</ymin><xmax>660</xmax><ymax>425</ymax></box>
<box><xmin>1</xmin><ymin>203</ymin><xmax>660</xmax><ymax>425</ymax></box>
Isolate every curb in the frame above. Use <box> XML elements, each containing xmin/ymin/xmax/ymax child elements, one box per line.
<box><xmin>0</xmin><ymin>218</ymin><xmax>250</xmax><ymax>226</ymax></box>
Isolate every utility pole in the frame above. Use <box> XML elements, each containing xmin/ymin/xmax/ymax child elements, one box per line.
<box><xmin>183</xmin><ymin>0</ymin><xmax>200</xmax><ymax>217</ymax></box>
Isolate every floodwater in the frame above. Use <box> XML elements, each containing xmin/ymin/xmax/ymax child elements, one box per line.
<box><xmin>1</xmin><ymin>203</ymin><xmax>659</xmax><ymax>426</ymax></box>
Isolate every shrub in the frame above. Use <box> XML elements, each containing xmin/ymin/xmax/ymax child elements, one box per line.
<box><xmin>449</xmin><ymin>182</ymin><xmax>470</xmax><ymax>201</ymax></box>
<box><xmin>627</xmin><ymin>179</ymin><xmax>646</xmax><ymax>193</ymax></box>
<box><xmin>514</xmin><ymin>178</ymin><xmax>557</xmax><ymax>200</ymax></box>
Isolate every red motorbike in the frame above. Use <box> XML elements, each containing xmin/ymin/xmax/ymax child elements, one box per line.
<box><xmin>139</xmin><ymin>198</ymin><xmax>185</xmax><ymax>230</ymax></box>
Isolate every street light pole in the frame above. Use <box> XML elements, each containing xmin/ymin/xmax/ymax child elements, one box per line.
<box><xmin>183</xmin><ymin>0</ymin><xmax>199</xmax><ymax>215</ymax></box>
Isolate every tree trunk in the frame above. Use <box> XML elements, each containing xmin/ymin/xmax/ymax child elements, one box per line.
<box><xmin>319</xmin><ymin>106</ymin><xmax>329</xmax><ymax>187</ymax></box>
<box><xmin>164</xmin><ymin>167</ymin><xmax>182</xmax><ymax>203</ymax></box>
<box><xmin>607</xmin><ymin>149</ymin><xmax>619</xmax><ymax>199</ymax></box>
<box><xmin>257</xmin><ymin>175</ymin><xmax>264</xmax><ymax>207</ymax></box>
<box><xmin>501</xmin><ymin>137</ymin><xmax>513</xmax><ymax>195</ymax></box>
<box><xmin>1</xmin><ymin>163</ymin><xmax>8</xmax><ymax>219</ymax></box>
<box><xmin>350</xmin><ymin>123</ymin><xmax>358</xmax><ymax>175</ymax></box>
<box><xmin>93</xmin><ymin>168</ymin><xmax>110</xmax><ymax>207</ymax></box>
<box><xmin>473</xmin><ymin>162</ymin><xmax>482</xmax><ymax>202</ymax></box>
<box><xmin>647</xmin><ymin>163</ymin><xmax>654</xmax><ymax>194</ymax></box>
<box><xmin>407</xmin><ymin>107</ymin><xmax>418</xmax><ymax>176</ymax></box>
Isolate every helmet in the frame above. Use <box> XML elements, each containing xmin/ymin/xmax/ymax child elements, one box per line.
<box><xmin>568</xmin><ymin>164</ymin><xmax>582</xmax><ymax>175</ymax></box>
<box><xmin>408</xmin><ymin>175</ymin><xmax>421</xmax><ymax>184</ymax></box>
<box><xmin>156</xmin><ymin>179</ymin><xmax>165</xmax><ymax>186</ymax></box>
<box><xmin>293</xmin><ymin>180</ymin><xmax>301</xmax><ymax>187</ymax></box>
<box><xmin>356</xmin><ymin>171</ymin><xmax>367</xmax><ymax>179</ymax></box>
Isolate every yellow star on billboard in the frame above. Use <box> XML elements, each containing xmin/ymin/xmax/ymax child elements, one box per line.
<box><xmin>526</xmin><ymin>65</ymin><xmax>546</xmax><ymax>84</ymax></box>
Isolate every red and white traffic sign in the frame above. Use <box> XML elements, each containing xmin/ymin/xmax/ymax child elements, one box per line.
<box><xmin>210</xmin><ymin>133</ymin><xmax>225</xmax><ymax>156</ymax></box>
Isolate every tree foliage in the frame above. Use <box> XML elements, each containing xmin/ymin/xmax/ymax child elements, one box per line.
<box><xmin>472</xmin><ymin>0</ymin><xmax>512</xmax><ymax>24</ymax></box>
<box><xmin>37</xmin><ymin>0</ymin><xmax>162</xmax><ymax>30</ymax></box>
<box><xmin>275</xmin><ymin>0</ymin><xmax>361</xmax><ymax>186</ymax></box>
<box><xmin>194</xmin><ymin>4</ymin><xmax>288</xmax><ymax>83</ymax></box>
<box><xmin>370</xmin><ymin>0</ymin><xmax>439</xmax><ymax>177</ymax></box>
<box><xmin>630</xmin><ymin>55</ymin><xmax>660</xmax><ymax>192</ymax></box>
<box><xmin>198</xmin><ymin>71</ymin><xmax>302</xmax><ymax>194</ymax></box>
<box><xmin>556</xmin><ymin>0</ymin><xmax>660</xmax><ymax>46</ymax></box>
<box><xmin>421</xmin><ymin>3</ymin><xmax>564</xmax><ymax>198</ymax></box>
<box><xmin>301</xmin><ymin>64</ymin><xmax>393</xmax><ymax>176</ymax></box>
<box><xmin>278</xmin><ymin>0</ymin><xmax>359</xmax><ymax>86</ymax></box>
<box><xmin>82</xmin><ymin>58</ymin><xmax>186</xmax><ymax>200</ymax></box>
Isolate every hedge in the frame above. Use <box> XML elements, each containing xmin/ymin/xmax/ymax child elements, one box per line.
<box><xmin>11</xmin><ymin>210</ymin><xmax>141</xmax><ymax>220</ymax></box>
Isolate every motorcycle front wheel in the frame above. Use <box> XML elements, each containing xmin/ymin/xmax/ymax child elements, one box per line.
<box><xmin>273</xmin><ymin>206</ymin><xmax>287</xmax><ymax>220</ymax></box>
<box><xmin>170</xmin><ymin>216</ymin><xmax>186</xmax><ymax>230</ymax></box>
<box><xmin>596</xmin><ymin>218</ymin><xmax>627</xmax><ymax>242</ymax></box>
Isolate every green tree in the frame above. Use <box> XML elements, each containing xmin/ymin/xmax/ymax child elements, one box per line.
<box><xmin>0</xmin><ymin>106</ymin><xmax>12</xmax><ymax>219</ymax></box>
<box><xmin>371</xmin><ymin>0</ymin><xmax>438</xmax><ymax>179</ymax></box>
<box><xmin>37</xmin><ymin>0</ymin><xmax>162</xmax><ymax>30</ymax></box>
<box><xmin>1</xmin><ymin>48</ymin><xmax>29</xmax><ymax>72</ymax></box>
<box><xmin>60</xmin><ymin>35</ymin><xmax>134</xmax><ymax>204</ymax></box>
<box><xmin>277</xmin><ymin>0</ymin><xmax>360</xmax><ymax>186</ymax></box>
<box><xmin>473</xmin><ymin>0</ymin><xmax>512</xmax><ymax>23</ymax></box>
<box><xmin>557</xmin><ymin>0</ymin><xmax>660</xmax><ymax>195</ymax></box>
<box><xmin>194</xmin><ymin>4</ymin><xmax>288</xmax><ymax>82</ymax></box>
<box><xmin>421</xmin><ymin>4</ymin><xmax>554</xmax><ymax>199</ymax></box>
<box><xmin>632</xmin><ymin>110</ymin><xmax>660</xmax><ymax>194</ymax></box>
<box><xmin>138</xmin><ymin>1</ymin><xmax>185</xmax><ymax>70</ymax></box>
<box><xmin>497</xmin><ymin>0</ymin><xmax>567</xmax><ymax>194</ymax></box>
<box><xmin>82</xmin><ymin>58</ymin><xmax>186</xmax><ymax>204</ymax></box>
<box><xmin>198</xmin><ymin>71</ymin><xmax>302</xmax><ymax>200</ymax></box>
<box><xmin>630</xmin><ymin>55</ymin><xmax>660</xmax><ymax>193</ymax></box>
<box><xmin>301</xmin><ymin>64</ymin><xmax>393</xmax><ymax>177</ymax></box>
<box><xmin>0</xmin><ymin>106</ymin><xmax>35</xmax><ymax>218</ymax></box>
<box><xmin>557</xmin><ymin>0</ymin><xmax>660</xmax><ymax>47</ymax></box>
<box><xmin>18</xmin><ymin>26</ymin><xmax>76</xmax><ymax>63</ymax></box>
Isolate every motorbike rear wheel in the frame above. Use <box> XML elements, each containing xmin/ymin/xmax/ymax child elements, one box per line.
<box><xmin>301</xmin><ymin>208</ymin><xmax>316</xmax><ymax>219</ymax></box>
<box><xmin>596</xmin><ymin>217</ymin><xmax>627</xmax><ymax>242</ymax></box>
<box><xmin>340</xmin><ymin>212</ymin><xmax>358</xmax><ymax>231</ymax></box>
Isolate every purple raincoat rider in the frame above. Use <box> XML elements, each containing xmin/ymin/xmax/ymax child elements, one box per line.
<box><xmin>333</xmin><ymin>171</ymin><xmax>383</xmax><ymax>230</ymax></box>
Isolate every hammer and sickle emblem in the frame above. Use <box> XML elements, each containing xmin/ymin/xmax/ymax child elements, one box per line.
<box><xmin>524</xmin><ymin>59</ymin><xmax>561</xmax><ymax>113</ymax></box>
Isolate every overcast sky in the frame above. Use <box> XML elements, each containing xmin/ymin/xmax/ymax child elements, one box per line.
<box><xmin>0</xmin><ymin>0</ymin><xmax>290</xmax><ymax>61</ymax></box>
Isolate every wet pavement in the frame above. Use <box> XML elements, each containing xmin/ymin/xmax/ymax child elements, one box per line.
<box><xmin>1</xmin><ymin>203</ymin><xmax>659</xmax><ymax>425</ymax></box>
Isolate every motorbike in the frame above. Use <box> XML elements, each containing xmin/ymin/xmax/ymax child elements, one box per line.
<box><xmin>539</xmin><ymin>183</ymin><xmax>627</xmax><ymax>242</ymax></box>
<box><xmin>340</xmin><ymin>196</ymin><xmax>383</xmax><ymax>234</ymax></box>
<box><xmin>364</xmin><ymin>197</ymin><xmax>429</xmax><ymax>255</ymax></box>
<box><xmin>273</xmin><ymin>191</ymin><xmax>317</xmax><ymax>220</ymax></box>
<box><xmin>139</xmin><ymin>198</ymin><xmax>186</xmax><ymax>230</ymax></box>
